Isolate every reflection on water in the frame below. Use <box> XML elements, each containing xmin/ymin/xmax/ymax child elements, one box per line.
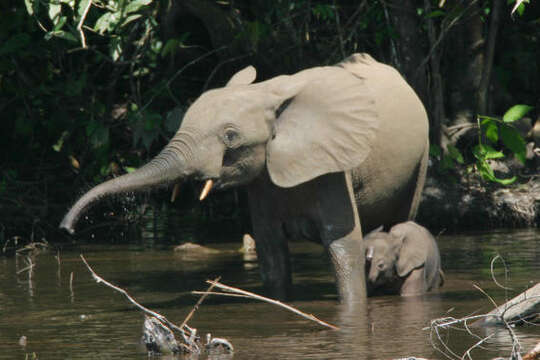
<box><xmin>0</xmin><ymin>229</ymin><xmax>538</xmax><ymax>359</ymax></box>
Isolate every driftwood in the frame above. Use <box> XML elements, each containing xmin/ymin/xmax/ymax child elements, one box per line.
<box><xmin>474</xmin><ymin>282</ymin><xmax>540</xmax><ymax>327</ymax></box>
<box><xmin>428</xmin><ymin>256</ymin><xmax>539</xmax><ymax>360</ymax></box>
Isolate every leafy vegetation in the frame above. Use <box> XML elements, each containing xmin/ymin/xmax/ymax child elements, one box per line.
<box><xmin>1</xmin><ymin>0</ymin><xmax>538</xmax><ymax>243</ymax></box>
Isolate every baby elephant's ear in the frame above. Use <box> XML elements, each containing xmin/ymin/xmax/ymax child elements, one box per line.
<box><xmin>226</xmin><ymin>66</ymin><xmax>257</xmax><ymax>86</ymax></box>
<box><xmin>265</xmin><ymin>66</ymin><xmax>378</xmax><ymax>188</ymax></box>
<box><xmin>393</xmin><ymin>232</ymin><xmax>425</xmax><ymax>277</ymax></box>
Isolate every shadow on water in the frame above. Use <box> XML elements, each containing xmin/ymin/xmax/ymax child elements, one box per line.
<box><xmin>0</xmin><ymin>228</ymin><xmax>538</xmax><ymax>359</ymax></box>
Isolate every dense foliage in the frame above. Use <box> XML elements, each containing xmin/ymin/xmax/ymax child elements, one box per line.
<box><xmin>1</xmin><ymin>0</ymin><xmax>538</xmax><ymax>244</ymax></box>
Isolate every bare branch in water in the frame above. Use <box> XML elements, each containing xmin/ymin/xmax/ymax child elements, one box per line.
<box><xmin>194</xmin><ymin>279</ymin><xmax>340</xmax><ymax>331</ymax></box>
<box><xmin>180</xmin><ymin>276</ymin><xmax>221</xmax><ymax>330</ymax></box>
<box><xmin>428</xmin><ymin>255</ymin><xmax>539</xmax><ymax>360</ymax></box>
<box><xmin>79</xmin><ymin>255</ymin><xmax>196</xmax><ymax>342</ymax></box>
<box><xmin>79</xmin><ymin>254</ymin><xmax>235</xmax><ymax>356</ymax></box>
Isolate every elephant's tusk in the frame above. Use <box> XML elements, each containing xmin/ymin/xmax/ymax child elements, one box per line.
<box><xmin>170</xmin><ymin>183</ymin><xmax>180</xmax><ymax>203</ymax></box>
<box><xmin>199</xmin><ymin>179</ymin><xmax>213</xmax><ymax>201</ymax></box>
<box><xmin>366</xmin><ymin>246</ymin><xmax>374</xmax><ymax>260</ymax></box>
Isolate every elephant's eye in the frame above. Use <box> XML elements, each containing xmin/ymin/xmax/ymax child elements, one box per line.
<box><xmin>223</xmin><ymin>128</ymin><xmax>241</xmax><ymax>148</ymax></box>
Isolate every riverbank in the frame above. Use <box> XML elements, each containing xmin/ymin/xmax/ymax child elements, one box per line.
<box><xmin>417</xmin><ymin>171</ymin><xmax>540</xmax><ymax>232</ymax></box>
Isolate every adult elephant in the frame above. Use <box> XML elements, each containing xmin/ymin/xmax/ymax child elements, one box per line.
<box><xmin>60</xmin><ymin>54</ymin><xmax>429</xmax><ymax>305</ymax></box>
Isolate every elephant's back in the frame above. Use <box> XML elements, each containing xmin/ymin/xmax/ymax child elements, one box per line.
<box><xmin>345</xmin><ymin>54</ymin><xmax>429</xmax><ymax>231</ymax></box>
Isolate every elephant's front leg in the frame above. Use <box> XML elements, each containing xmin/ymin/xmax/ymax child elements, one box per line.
<box><xmin>316</xmin><ymin>172</ymin><xmax>367</xmax><ymax>305</ymax></box>
<box><xmin>327</xmin><ymin>228</ymin><xmax>366</xmax><ymax>304</ymax></box>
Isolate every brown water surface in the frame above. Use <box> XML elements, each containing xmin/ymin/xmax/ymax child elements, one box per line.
<box><xmin>0</xmin><ymin>228</ymin><xmax>538</xmax><ymax>359</ymax></box>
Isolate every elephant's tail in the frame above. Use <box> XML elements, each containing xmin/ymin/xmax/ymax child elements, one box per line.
<box><xmin>407</xmin><ymin>138</ymin><xmax>429</xmax><ymax>220</ymax></box>
<box><xmin>438</xmin><ymin>268</ymin><xmax>445</xmax><ymax>288</ymax></box>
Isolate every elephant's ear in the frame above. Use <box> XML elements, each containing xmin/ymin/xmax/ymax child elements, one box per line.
<box><xmin>393</xmin><ymin>231</ymin><xmax>425</xmax><ymax>278</ymax></box>
<box><xmin>265</xmin><ymin>66</ymin><xmax>379</xmax><ymax>187</ymax></box>
<box><xmin>226</xmin><ymin>66</ymin><xmax>257</xmax><ymax>87</ymax></box>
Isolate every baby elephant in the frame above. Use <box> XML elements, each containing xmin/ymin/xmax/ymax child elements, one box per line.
<box><xmin>364</xmin><ymin>221</ymin><xmax>444</xmax><ymax>297</ymax></box>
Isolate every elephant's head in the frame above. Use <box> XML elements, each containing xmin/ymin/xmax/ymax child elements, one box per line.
<box><xmin>60</xmin><ymin>55</ymin><xmax>379</xmax><ymax>234</ymax></box>
<box><xmin>364</xmin><ymin>226</ymin><xmax>426</xmax><ymax>285</ymax></box>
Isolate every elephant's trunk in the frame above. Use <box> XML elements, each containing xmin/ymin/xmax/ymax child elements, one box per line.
<box><xmin>60</xmin><ymin>131</ymin><xmax>196</xmax><ymax>234</ymax></box>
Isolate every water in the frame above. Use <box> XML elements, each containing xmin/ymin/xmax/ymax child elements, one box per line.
<box><xmin>1</xmin><ymin>229</ymin><xmax>538</xmax><ymax>359</ymax></box>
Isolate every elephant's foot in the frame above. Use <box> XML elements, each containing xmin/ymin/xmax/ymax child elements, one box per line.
<box><xmin>327</xmin><ymin>232</ymin><xmax>367</xmax><ymax>305</ymax></box>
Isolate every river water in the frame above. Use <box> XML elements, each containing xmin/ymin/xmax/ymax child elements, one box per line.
<box><xmin>0</xmin><ymin>228</ymin><xmax>538</xmax><ymax>359</ymax></box>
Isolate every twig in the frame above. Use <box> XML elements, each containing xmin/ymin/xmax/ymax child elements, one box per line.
<box><xmin>70</xmin><ymin>271</ymin><xmax>75</xmax><ymax>302</ymax></box>
<box><xmin>462</xmin><ymin>333</ymin><xmax>495</xmax><ymax>360</ymax></box>
<box><xmin>140</xmin><ymin>46</ymin><xmax>227</xmax><ymax>114</ymax></box>
<box><xmin>16</xmin><ymin>263</ymin><xmax>35</xmax><ymax>275</ymax></box>
<box><xmin>180</xmin><ymin>277</ymin><xmax>221</xmax><ymax>330</ymax></box>
<box><xmin>202</xmin><ymin>280</ymin><xmax>339</xmax><ymax>330</ymax></box>
<box><xmin>202</xmin><ymin>53</ymin><xmax>252</xmax><ymax>92</ymax></box>
<box><xmin>490</xmin><ymin>255</ymin><xmax>513</xmax><ymax>291</ymax></box>
<box><xmin>192</xmin><ymin>291</ymin><xmax>253</xmax><ymax>299</ymax></box>
<box><xmin>77</xmin><ymin>0</ymin><xmax>92</xmax><ymax>48</ymax></box>
<box><xmin>472</xmin><ymin>284</ymin><xmax>498</xmax><ymax>309</ymax></box>
<box><xmin>80</xmin><ymin>254</ymin><xmax>195</xmax><ymax>336</ymax></box>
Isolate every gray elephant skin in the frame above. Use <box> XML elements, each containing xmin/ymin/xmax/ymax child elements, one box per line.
<box><xmin>364</xmin><ymin>221</ymin><xmax>443</xmax><ymax>297</ymax></box>
<box><xmin>60</xmin><ymin>54</ymin><xmax>429</xmax><ymax>305</ymax></box>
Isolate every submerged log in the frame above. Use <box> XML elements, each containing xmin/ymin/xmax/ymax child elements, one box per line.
<box><xmin>475</xmin><ymin>282</ymin><xmax>540</xmax><ymax>327</ymax></box>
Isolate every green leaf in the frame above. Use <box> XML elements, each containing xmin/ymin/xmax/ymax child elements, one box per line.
<box><xmin>440</xmin><ymin>154</ymin><xmax>455</xmax><ymax>171</ymax></box>
<box><xmin>121</xmin><ymin>14</ymin><xmax>142</xmax><ymax>27</ymax></box>
<box><xmin>447</xmin><ymin>145</ymin><xmax>464</xmax><ymax>164</ymax></box>
<box><xmin>473</xmin><ymin>144</ymin><xmax>504</xmax><ymax>160</ymax></box>
<box><xmin>124</xmin><ymin>166</ymin><xmax>137</xmax><ymax>173</ymax></box>
<box><xmin>86</xmin><ymin>122</ymin><xmax>110</xmax><ymax>148</ymax></box>
<box><xmin>48</xmin><ymin>3</ymin><xmax>62</xmax><ymax>21</ymax></box>
<box><xmin>429</xmin><ymin>144</ymin><xmax>441</xmax><ymax>158</ymax></box>
<box><xmin>94</xmin><ymin>12</ymin><xmax>113</xmax><ymax>34</ymax></box>
<box><xmin>494</xmin><ymin>176</ymin><xmax>517</xmax><ymax>185</ymax></box>
<box><xmin>483</xmin><ymin>120</ymin><xmax>499</xmax><ymax>143</ymax></box>
<box><xmin>125</xmin><ymin>0</ymin><xmax>152</xmax><ymax>14</ymax></box>
<box><xmin>425</xmin><ymin>10</ymin><xmax>445</xmax><ymax>18</ymax></box>
<box><xmin>144</xmin><ymin>113</ymin><xmax>161</xmax><ymax>130</ymax></box>
<box><xmin>77</xmin><ymin>0</ymin><xmax>91</xmax><ymax>18</ymax></box>
<box><xmin>500</xmin><ymin>125</ymin><xmax>527</xmax><ymax>163</ymax></box>
<box><xmin>45</xmin><ymin>30</ymin><xmax>78</xmax><ymax>42</ymax></box>
<box><xmin>52</xmin><ymin>131</ymin><xmax>69</xmax><ymax>152</ymax></box>
<box><xmin>24</xmin><ymin>0</ymin><xmax>36</xmax><ymax>15</ymax></box>
<box><xmin>109</xmin><ymin>37</ymin><xmax>122</xmax><ymax>61</ymax></box>
<box><xmin>165</xmin><ymin>107</ymin><xmax>184</xmax><ymax>132</ymax></box>
<box><xmin>53</xmin><ymin>16</ymin><xmax>67</xmax><ymax>31</ymax></box>
<box><xmin>502</xmin><ymin>104</ymin><xmax>533</xmax><ymax>123</ymax></box>
<box><xmin>161</xmin><ymin>38</ymin><xmax>182</xmax><ymax>57</ymax></box>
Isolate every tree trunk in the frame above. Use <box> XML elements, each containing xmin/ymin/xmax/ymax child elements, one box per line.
<box><xmin>446</xmin><ymin>2</ymin><xmax>484</xmax><ymax>122</ymax></box>
<box><xmin>424</xmin><ymin>0</ymin><xmax>445</xmax><ymax>148</ymax></box>
<box><xmin>387</xmin><ymin>1</ymin><xmax>428</xmax><ymax>106</ymax></box>
<box><xmin>477</xmin><ymin>0</ymin><xmax>503</xmax><ymax>115</ymax></box>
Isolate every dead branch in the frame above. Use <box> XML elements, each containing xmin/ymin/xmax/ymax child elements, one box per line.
<box><xmin>474</xmin><ymin>283</ymin><xmax>540</xmax><ymax>327</ymax></box>
<box><xmin>80</xmin><ymin>255</ymin><xmax>195</xmax><ymax>338</ymax></box>
<box><xmin>180</xmin><ymin>276</ymin><xmax>221</xmax><ymax>330</ymax></box>
<box><xmin>194</xmin><ymin>279</ymin><xmax>340</xmax><ymax>331</ymax></box>
<box><xmin>79</xmin><ymin>255</ymin><xmax>235</xmax><ymax>356</ymax></box>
